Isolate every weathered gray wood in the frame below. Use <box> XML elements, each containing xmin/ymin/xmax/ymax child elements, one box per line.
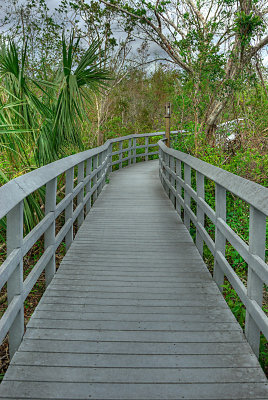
<box><xmin>128</xmin><ymin>138</ymin><xmax>132</xmax><ymax>165</ymax></box>
<box><xmin>214</xmin><ymin>183</ymin><xmax>226</xmax><ymax>292</ymax></box>
<box><xmin>1</xmin><ymin>161</ymin><xmax>267</xmax><ymax>399</ymax></box>
<box><xmin>92</xmin><ymin>154</ymin><xmax>98</xmax><ymax>202</ymax></box>
<box><xmin>65</xmin><ymin>167</ymin><xmax>74</xmax><ymax>250</ymax></box>
<box><xmin>85</xmin><ymin>157</ymin><xmax>92</xmax><ymax>214</ymax></box>
<box><xmin>245</xmin><ymin>206</ymin><xmax>266</xmax><ymax>356</ymax></box>
<box><xmin>6</xmin><ymin>201</ymin><xmax>24</xmax><ymax>359</ymax></box>
<box><xmin>18</xmin><ymin>338</ymin><xmax>253</xmax><ymax>355</ymax></box>
<box><xmin>196</xmin><ymin>171</ymin><xmax>204</xmax><ymax>255</ymax></box>
<box><xmin>44</xmin><ymin>178</ymin><xmax>57</xmax><ymax>286</ymax></box>
<box><xmin>184</xmin><ymin>163</ymin><xmax>191</xmax><ymax>231</ymax></box>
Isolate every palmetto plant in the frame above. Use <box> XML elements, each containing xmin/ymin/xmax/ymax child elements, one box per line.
<box><xmin>0</xmin><ymin>33</ymin><xmax>111</xmax><ymax>237</ymax></box>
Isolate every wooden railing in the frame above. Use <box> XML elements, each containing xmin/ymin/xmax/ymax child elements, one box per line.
<box><xmin>0</xmin><ymin>132</ymin><xmax>164</xmax><ymax>358</ymax></box>
<box><xmin>158</xmin><ymin>140</ymin><xmax>268</xmax><ymax>357</ymax></box>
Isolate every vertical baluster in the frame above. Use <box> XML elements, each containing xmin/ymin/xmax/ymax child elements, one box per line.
<box><xmin>245</xmin><ymin>206</ymin><xmax>266</xmax><ymax>356</ymax></box>
<box><xmin>97</xmin><ymin>152</ymin><xmax>103</xmax><ymax>196</ymax></box>
<box><xmin>77</xmin><ymin>162</ymin><xmax>84</xmax><ymax>228</ymax></box>
<box><xmin>159</xmin><ymin>149</ymin><xmax>162</xmax><ymax>183</ymax></box>
<box><xmin>184</xmin><ymin>164</ymin><xmax>191</xmax><ymax>231</ymax></box>
<box><xmin>65</xmin><ymin>167</ymin><xmax>74</xmax><ymax>250</ymax></box>
<box><xmin>145</xmin><ymin>137</ymin><xmax>149</xmax><ymax>161</ymax></box>
<box><xmin>7</xmin><ymin>201</ymin><xmax>24</xmax><ymax>358</ymax></box>
<box><xmin>92</xmin><ymin>155</ymin><xmax>98</xmax><ymax>203</ymax></box>
<box><xmin>109</xmin><ymin>143</ymin><xmax>113</xmax><ymax>173</ymax></box>
<box><xmin>163</xmin><ymin>152</ymin><xmax>168</xmax><ymax>195</ymax></box>
<box><xmin>86</xmin><ymin>158</ymin><xmax>92</xmax><ymax>215</ymax></box>
<box><xmin>45</xmin><ymin>178</ymin><xmax>57</xmax><ymax>286</ymax></box>
<box><xmin>102</xmin><ymin>150</ymin><xmax>107</xmax><ymax>189</ymax></box>
<box><xmin>128</xmin><ymin>138</ymin><xmax>132</xmax><ymax>165</ymax></box>
<box><xmin>119</xmin><ymin>141</ymin><xmax>123</xmax><ymax>169</ymax></box>
<box><xmin>214</xmin><ymin>184</ymin><xmax>226</xmax><ymax>292</ymax></box>
<box><xmin>196</xmin><ymin>172</ymin><xmax>205</xmax><ymax>256</ymax></box>
<box><xmin>133</xmin><ymin>138</ymin><xmax>136</xmax><ymax>163</ymax></box>
<box><xmin>175</xmin><ymin>159</ymin><xmax>182</xmax><ymax>217</ymax></box>
<box><xmin>170</xmin><ymin>156</ymin><xmax>175</xmax><ymax>207</ymax></box>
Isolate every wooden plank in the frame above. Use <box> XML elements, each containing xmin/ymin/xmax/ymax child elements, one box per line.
<box><xmin>4</xmin><ymin>365</ymin><xmax>266</xmax><ymax>383</ymax></box>
<box><xmin>27</xmin><ymin>319</ymin><xmax>241</xmax><ymax>332</ymax></box>
<box><xmin>18</xmin><ymin>339</ymin><xmax>253</xmax><ymax>355</ymax></box>
<box><xmin>30</xmin><ymin>309</ymin><xmax>237</xmax><ymax>322</ymax></box>
<box><xmin>0</xmin><ymin>382</ymin><xmax>268</xmax><ymax>399</ymax></box>
<box><xmin>24</xmin><ymin>328</ymin><xmax>246</xmax><ymax>342</ymax></box>
<box><xmin>12</xmin><ymin>351</ymin><xmax>260</xmax><ymax>368</ymax></box>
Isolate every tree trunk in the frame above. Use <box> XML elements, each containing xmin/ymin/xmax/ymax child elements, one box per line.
<box><xmin>205</xmin><ymin>98</ymin><xmax>229</xmax><ymax>144</ymax></box>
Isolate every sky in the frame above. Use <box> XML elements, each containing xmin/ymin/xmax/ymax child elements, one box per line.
<box><xmin>0</xmin><ymin>0</ymin><xmax>267</xmax><ymax>66</ymax></box>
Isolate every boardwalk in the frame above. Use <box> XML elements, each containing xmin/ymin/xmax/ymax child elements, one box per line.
<box><xmin>0</xmin><ymin>161</ymin><xmax>267</xmax><ymax>399</ymax></box>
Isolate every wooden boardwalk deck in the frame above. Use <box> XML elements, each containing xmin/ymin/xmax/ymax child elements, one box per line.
<box><xmin>0</xmin><ymin>161</ymin><xmax>267</xmax><ymax>399</ymax></box>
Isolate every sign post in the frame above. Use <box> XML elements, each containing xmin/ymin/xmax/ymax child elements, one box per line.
<box><xmin>165</xmin><ymin>102</ymin><xmax>171</xmax><ymax>147</ymax></box>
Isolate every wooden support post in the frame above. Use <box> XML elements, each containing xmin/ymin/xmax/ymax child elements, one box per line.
<box><xmin>65</xmin><ymin>167</ymin><xmax>74</xmax><ymax>250</ymax></box>
<box><xmin>175</xmin><ymin>159</ymin><xmax>182</xmax><ymax>217</ymax></box>
<box><xmin>86</xmin><ymin>157</ymin><xmax>92</xmax><ymax>215</ymax></box>
<box><xmin>97</xmin><ymin>152</ymin><xmax>103</xmax><ymax>196</ymax></box>
<box><xmin>170</xmin><ymin>156</ymin><xmax>175</xmax><ymax>207</ymax></box>
<box><xmin>145</xmin><ymin>137</ymin><xmax>149</xmax><ymax>161</ymax></box>
<box><xmin>245</xmin><ymin>206</ymin><xmax>266</xmax><ymax>356</ymax></box>
<box><xmin>119</xmin><ymin>141</ymin><xmax>123</xmax><ymax>169</ymax></box>
<box><xmin>184</xmin><ymin>164</ymin><xmax>191</xmax><ymax>231</ymax></box>
<box><xmin>214</xmin><ymin>184</ymin><xmax>226</xmax><ymax>292</ymax></box>
<box><xmin>45</xmin><ymin>178</ymin><xmax>57</xmax><ymax>287</ymax></box>
<box><xmin>109</xmin><ymin>144</ymin><xmax>113</xmax><ymax>173</ymax></box>
<box><xmin>77</xmin><ymin>162</ymin><xmax>84</xmax><ymax>228</ymax></box>
<box><xmin>165</xmin><ymin>102</ymin><xmax>171</xmax><ymax>148</ymax></box>
<box><xmin>196</xmin><ymin>172</ymin><xmax>205</xmax><ymax>256</ymax></box>
<box><xmin>92</xmin><ymin>155</ymin><xmax>98</xmax><ymax>203</ymax></box>
<box><xmin>133</xmin><ymin>138</ymin><xmax>136</xmax><ymax>163</ymax></box>
<box><xmin>128</xmin><ymin>138</ymin><xmax>132</xmax><ymax>165</ymax></box>
<box><xmin>7</xmin><ymin>201</ymin><xmax>24</xmax><ymax>359</ymax></box>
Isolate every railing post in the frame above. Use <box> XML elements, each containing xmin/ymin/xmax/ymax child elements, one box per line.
<box><xmin>109</xmin><ymin>144</ymin><xmax>113</xmax><ymax>173</ymax></box>
<box><xmin>170</xmin><ymin>156</ymin><xmax>175</xmax><ymax>207</ymax></box>
<box><xmin>133</xmin><ymin>138</ymin><xmax>136</xmax><ymax>164</ymax></box>
<box><xmin>92</xmin><ymin>155</ymin><xmax>98</xmax><ymax>203</ymax></box>
<box><xmin>245</xmin><ymin>206</ymin><xmax>266</xmax><ymax>356</ymax></box>
<box><xmin>165</xmin><ymin>102</ymin><xmax>171</xmax><ymax>148</ymax></box>
<box><xmin>145</xmin><ymin>137</ymin><xmax>149</xmax><ymax>161</ymax></box>
<box><xmin>175</xmin><ymin>159</ymin><xmax>182</xmax><ymax>217</ymax></box>
<box><xmin>44</xmin><ymin>178</ymin><xmax>57</xmax><ymax>287</ymax></box>
<box><xmin>86</xmin><ymin>157</ymin><xmax>92</xmax><ymax>215</ymax></box>
<box><xmin>7</xmin><ymin>201</ymin><xmax>24</xmax><ymax>359</ymax></box>
<box><xmin>128</xmin><ymin>138</ymin><xmax>132</xmax><ymax>165</ymax></box>
<box><xmin>77</xmin><ymin>162</ymin><xmax>84</xmax><ymax>228</ymax></box>
<box><xmin>214</xmin><ymin>184</ymin><xmax>226</xmax><ymax>292</ymax></box>
<box><xmin>102</xmin><ymin>150</ymin><xmax>107</xmax><ymax>189</ymax></box>
<box><xmin>65</xmin><ymin>167</ymin><xmax>74</xmax><ymax>250</ymax></box>
<box><xmin>196</xmin><ymin>172</ymin><xmax>205</xmax><ymax>256</ymax></box>
<box><xmin>184</xmin><ymin>164</ymin><xmax>191</xmax><ymax>231</ymax></box>
<box><xmin>119</xmin><ymin>141</ymin><xmax>123</xmax><ymax>169</ymax></box>
<box><xmin>97</xmin><ymin>152</ymin><xmax>103</xmax><ymax>196</ymax></box>
<box><xmin>163</xmin><ymin>152</ymin><xmax>169</xmax><ymax>196</ymax></box>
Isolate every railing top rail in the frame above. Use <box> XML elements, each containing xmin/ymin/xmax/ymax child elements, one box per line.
<box><xmin>158</xmin><ymin>140</ymin><xmax>268</xmax><ymax>216</ymax></box>
<box><xmin>0</xmin><ymin>132</ymin><xmax>164</xmax><ymax>220</ymax></box>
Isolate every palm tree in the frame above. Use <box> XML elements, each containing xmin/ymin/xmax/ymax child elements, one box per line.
<box><xmin>0</xmin><ymin>32</ymin><xmax>111</xmax><ymax>235</ymax></box>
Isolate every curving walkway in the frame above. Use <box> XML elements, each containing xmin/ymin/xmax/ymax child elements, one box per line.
<box><xmin>0</xmin><ymin>161</ymin><xmax>267</xmax><ymax>399</ymax></box>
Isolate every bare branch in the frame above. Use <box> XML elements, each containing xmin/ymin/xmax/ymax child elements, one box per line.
<box><xmin>99</xmin><ymin>0</ymin><xmax>193</xmax><ymax>74</ymax></box>
<box><xmin>247</xmin><ymin>34</ymin><xmax>268</xmax><ymax>60</ymax></box>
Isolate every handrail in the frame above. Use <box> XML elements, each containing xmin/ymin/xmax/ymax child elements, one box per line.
<box><xmin>158</xmin><ymin>139</ymin><xmax>268</xmax><ymax>358</ymax></box>
<box><xmin>0</xmin><ymin>132</ymin><xmax>164</xmax><ymax>359</ymax></box>
<box><xmin>158</xmin><ymin>141</ymin><xmax>268</xmax><ymax>215</ymax></box>
<box><xmin>0</xmin><ymin>132</ymin><xmax>164</xmax><ymax>220</ymax></box>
